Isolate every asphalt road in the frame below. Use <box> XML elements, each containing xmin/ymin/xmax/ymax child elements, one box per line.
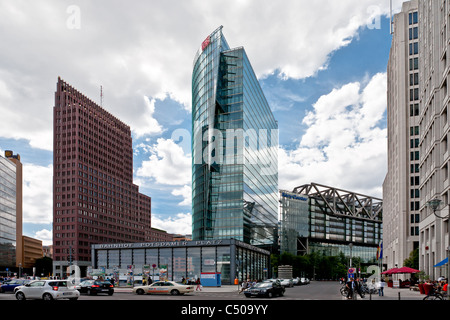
<box><xmin>0</xmin><ymin>280</ymin><xmax>425</xmax><ymax>301</ymax></box>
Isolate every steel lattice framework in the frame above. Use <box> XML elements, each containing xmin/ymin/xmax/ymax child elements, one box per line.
<box><xmin>292</xmin><ymin>183</ymin><xmax>382</xmax><ymax>222</ymax></box>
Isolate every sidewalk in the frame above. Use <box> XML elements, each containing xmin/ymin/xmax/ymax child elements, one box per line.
<box><xmin>348</xmin><ymin>287</ymin><xmax>424</xmax><ymax>300</ymax></box>
<box><xmin>113</xmin><ymin>285</ymin><xmax>239</xmax><ymax>293</ymax></box>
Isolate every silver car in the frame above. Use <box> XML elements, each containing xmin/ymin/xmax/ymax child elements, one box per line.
<box><xmin>15</xmin><ymin>280</ymin><xmax>80</xmax><ymax>300</ymax></box>
<box><xmin>278</xmin><ymin>279</ymin><xmax>294</xmax><ymax>288</ymax></box>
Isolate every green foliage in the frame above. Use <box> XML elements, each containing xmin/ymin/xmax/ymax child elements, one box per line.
<box><xmin>403</xmin><ymin>248</ymin><xmax>419</xmax><ymax>270</ymax></box>
<box><xmin>272</xmin><ymin>251</ymin><xmax>349</xmax><ymax>279</ymax></box>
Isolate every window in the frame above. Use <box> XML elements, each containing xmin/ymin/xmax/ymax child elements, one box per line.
<box><xmin>410</xmin><ymin>73</ymin><xmax>419</xmax><ymax>86</ymax></box>
<box><xmin>409</xmin><ymin>42</ymin><xmax>419</xmax><ymax>55</ymax></box>
<box><xmin>409</xmin><ymin>27</ymin><xmax>418</xmax><ymax>40</ymax></box>
<box><xmin>409</xmin><ymin>12</ymin><xmax>418</xmax><ymax>25</ymax></box>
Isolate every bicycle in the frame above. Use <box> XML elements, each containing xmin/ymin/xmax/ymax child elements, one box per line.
<box><xmin>340</xmin><ymin>285</ymin><xmax>348</xmax><ymax>297</ymax></box>
<box><xmin>423</xmin><ymin>291</ymin><xmax>445</xmax><ymax>300</ymax></box>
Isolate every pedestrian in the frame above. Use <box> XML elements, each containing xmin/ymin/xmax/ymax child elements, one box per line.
<box><xmin>182</xmin><ymin>277</ymin><xmax>186</xmax><ymax>284</ymax></box>
<box><xmin>377</xmin><ymin>278</ymin><xmax>385</xmax><ymax>296</ymax></box>
<box><xmin>346</xmin><ymin>278</ymin><xmax>354</xmax><ymax>299</ymax></box>
<box><xmin>196</xmin><ymin>278</ymin><xmax>202</xmax><ymax>291</ymax></box>
<box><xmin>239</xmin><ymin>279</ymin><xmax>248</xmax><ymax>294</ymax></box>
<box><xmin>355</xmin><ymin>278</ymin><xmax>364</xmax><ymax>298</ymax></box>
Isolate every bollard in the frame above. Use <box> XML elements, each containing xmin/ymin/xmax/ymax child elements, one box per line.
<box><xmin>398</xmin><ymin>292</ymin><xmax>401</xmax><ymax>300</ymax></box>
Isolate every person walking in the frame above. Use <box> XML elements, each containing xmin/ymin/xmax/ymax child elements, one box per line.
<box><xmin>239</xmin><ymin>279</ymin><xmax>248</xmax><ymax>294</ymax></box>
<box><xmin>195</xmin><ymin>277</ymin><xmax>202</xmax><ymax>291</ymax></box>
<box><xmin>346</xmin><ymin>278</ymin><xmax>354</xmax><ymax>299</ymax></box>
<box><xmin>377</xmin><ymin>278</ymin><xmax>385</xmax><ymax>296</ymax></box>
<box><xmin>354</xmin><ymin>278</ymin><xmax>364</xmax><ymax>298</ymax></box>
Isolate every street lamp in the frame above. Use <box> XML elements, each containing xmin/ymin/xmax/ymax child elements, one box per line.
<box><xmin>349</xmin><ymin>243</ymin><xmax>353</xmax><ymax>269</ymax></box>
<box><xmin>426</xmin><ymin>198</ymin><xmax>449</xmax><ymax>300</ymax></box>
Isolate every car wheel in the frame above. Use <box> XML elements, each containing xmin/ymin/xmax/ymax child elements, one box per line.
<box><xmin>136</xmin><ymin>289</ymin><xmax>145</xmax><ymax>295</ymax></box>
<box><xmin>43</xmin><ymin>293</ymin><xmax>53</xmax><ymax>301</ymax></box>
<box><xmin>15</xmin><ymin>292</ymin><xmax>26</xmax><ymax>301</ymax></box>
<box><xmin>279</xmin><ymin>291</ymin><xmax>284</xmax><ymax>297</ymax></box>
<box><xmin>170</xmin><ymin>289</ymin><xmax>180</xmax><ymax>295</ymax></box>
<box><xmin>267</xmin><ymin>292</ymin><xmax>273</xmax><ymax>298</ymax></box>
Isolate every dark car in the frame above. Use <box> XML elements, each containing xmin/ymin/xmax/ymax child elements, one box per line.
<box><xmin>0</xmin><ymin>279</ymin><xmax>30</xmax><ymax>293</ymax></box>
<box><xmin>78</xmin><ymin>280</ymin><xmax>114</xmax><ymax>296</ymax></box>
<box><xmin>244</xmin><ymin>281</ymin><xmax>285</xmax><ymax>298</ymax></box>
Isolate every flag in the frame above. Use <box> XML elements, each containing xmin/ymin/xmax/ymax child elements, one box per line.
<box><xmin>376</xmin><ymin>241</ymin><xmax>383</xmax><ymax>260</ymax></box>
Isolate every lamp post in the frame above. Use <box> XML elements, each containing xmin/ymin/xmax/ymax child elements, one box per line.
<box><xmin>427</xmin><ymin>198</ymin><xmax>449</xmax><ymax>300</ymax></box>
<box><xmin>349</xmin><ymin>243</ymin><xmax>353</xmax><ymax>271</ymax></box>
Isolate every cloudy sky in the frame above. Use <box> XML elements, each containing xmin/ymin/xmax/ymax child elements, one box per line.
<box><xmin>0</xmin><ymin>0</ymin><xmax>405</xmax><ymax>245</ymax></box>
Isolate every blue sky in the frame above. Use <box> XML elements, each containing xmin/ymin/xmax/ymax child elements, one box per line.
<box><xmin>0</xmin><ymin>0</ymin><xmax>403</xmax><ymax>245</ymax></box>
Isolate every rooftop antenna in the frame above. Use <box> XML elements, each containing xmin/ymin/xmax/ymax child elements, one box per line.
<box><xmin>100</xmin><ymin>85</ymin><xmax>103</xmax><ymax>108</ymax></box>
<box><xmin>390</xmin><ymin>0</ymin><xmax>394</xmax><ymax>35</ymax></box>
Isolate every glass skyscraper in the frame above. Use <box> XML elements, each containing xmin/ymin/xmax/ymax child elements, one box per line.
<box><xmin>192</xmin><ymin>26</ymin><xmax>278</xmax><ymax>251</ymax></box>
<box><xmin>0</xmin><ymin>154</ymin><xmax>17</xmax><ymax>268</ymax></box>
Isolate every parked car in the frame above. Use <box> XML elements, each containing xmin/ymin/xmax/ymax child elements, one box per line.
<box><xmin>244</xmin><ymin>281</ymin><xmax>285</xmax><ymax>298</ymax></box>
<box><xmin>300</xmin><ymin>278</ymin><xmax>310</xmax><ymax>285</ymax></box>
<box><xmin>132</xmin><ymin>281</ymin><xmax>194</xmax><ymax>295</ymax></box>
<box><xmin>292</xmin><ymin>277</ymin><xmax>300</xmax><ymax>285</ymax></box>
<box><xmin>78</xmin><ymin>280</ymin><xmax>114</xmax><ymax>295</ymax></box>
<box><xmin>263</xmin><ymin>279</ymin><xmax>282</xmax><ymax>285</ymax></box>
<box><xmin>0</xmin><ymin>279</ymin><xmax>30</xmax><ymax>293</ymax></box>
<box><xmin>14</xmin><ymin>280</ymin><xmax>79</xmax><ymax>300</ymax></box>
<box><xmin>278</xmin><ymin>278</ymin><xmax>294</xmax><ymax>288</ymax></box>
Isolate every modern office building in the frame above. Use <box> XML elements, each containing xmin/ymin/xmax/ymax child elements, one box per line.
<box><xmin>52</xmin><ymin>77</ymin><xmax>152</xmax><ymax>277</ymax></box>
<box><xmin>280</xmin><ymin>184</ymin><xmax>383</xmax><ymax>266</ymax></box>
<box><xmin>192</xmin><ymin>26</ymin><xmax>278</xmax><ymax>252</ymax></box>
<box><xmin>383</xmin><ymin>0</ymin><xmax>421</xmax><ymax>270</ymax></box>
<box><xmin>417</xmin><ymin>0</ymin><xmax>449</xmax><ymax>279</ymax></box>
<box><xmin>0</xmin><ymin>151</ymin><xmax>22</xmax><ymax>272</ymax></box>
<box><xmin>91</xmin><ymin>239</ymin><xmax>270</xmax><ymax>285</ymax></box>
<box><xmin>21</xmin><ymin>236</ymin><xmax>43</xmax><ymax>269</ymax></box>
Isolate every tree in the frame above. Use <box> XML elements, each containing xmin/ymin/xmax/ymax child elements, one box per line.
<box><xmin>404</xmin><ymin>248</ymin><xmax>419</xmax><ymax>270</ymax></box>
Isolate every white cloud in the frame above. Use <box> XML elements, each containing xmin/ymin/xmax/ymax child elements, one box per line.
<box><xmin>132</xmin><ymin>96</ymin><xmax>164</xmax><ymax>138</ymax></box>
<box><xmin>23</xmin><ymin>164</ymin><xmax>53</xmax><ymax>224</ymax></box>
<box><xmin>137</xmin><ymin>138</ymin><xmax>191</xmax><ymax>186</ymax></box>
<box><xmin>0</xmin><ymin>0</ymin><xmax>399</xmax><ymax>151</ymax></box>
<box><xmin>171</xmin><ymin>185</ymin><xmax>192</xmax><ymax>207</ymax></box>
<box><xmin>279</xmin><ymin>73</ymin><xmax>387</xmax><ymax>198</ymax></box>
<box><xmin>33</xmin><ymin>229</ymin><xmax>53</xmax><ymax>246</ymax></box>
<box><xmin>151</xmin><ymin>213</ymin><xmax>192</xmax><ymax>235</ymax></box>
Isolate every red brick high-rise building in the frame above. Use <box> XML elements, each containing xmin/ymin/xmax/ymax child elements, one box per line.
<box><xmin>53</xmin><ymin>77</ymin><xmax>151</xmax><ymax>277</ymax></box>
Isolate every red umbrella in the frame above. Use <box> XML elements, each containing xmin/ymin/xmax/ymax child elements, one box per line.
<box><xmin>395</xmin><ymin>267</ymin><xmax>421</xmax><ymax>274</ymax></box>
<box><xmin>381</xmin><ymin>268</ymin><xmax>399</xmax><ymax>274</ymax></box>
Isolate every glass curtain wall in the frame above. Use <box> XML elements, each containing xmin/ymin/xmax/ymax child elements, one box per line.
<box><xmin>0</xmin><ymin>156</ymin><xmax>17</xmax><ymax>268</ymax></box>
<box><xmin>192</xmin><ymin>27</ymin><xmax>278</xmax><ymax>251</ymax></box>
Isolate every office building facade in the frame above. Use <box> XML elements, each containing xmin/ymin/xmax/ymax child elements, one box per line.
<box><xmin>417</xmin><ymin>0</ymin><xmax>449</xmax><ymax>278</ymax></box>
<box><xmin>91</xmin><ymin>239</ymin><xmax>270</xmax><ymax>286</ymax></box>
<box><xmin>281</xmin><ymin>184</ymin><xmax>383</xmax><ymax>265</ymax></box>
<box><xmin>0</xmin><ymin>151</ymin><xmax>21</xmax><ymax>271</ymax></box>
<box><xmin>53</xmin><ymin>78</ymin><xmax>152</xmax><ymax>277</ymax></box>
<box><xmin>383</xmin><ymin>0</ymin><xmax>421</xmax><ymax>270</ymax></box>
<box><xmin>192</xmin><ymin>27</ymin><xmax>278</xmax><ymax>251</ymax></box>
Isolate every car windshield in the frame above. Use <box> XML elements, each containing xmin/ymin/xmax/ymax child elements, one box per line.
<box><xmin>253</xmin><ymin>282</ymin><xmax>272</xmax><ymax>288</ymax></box>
